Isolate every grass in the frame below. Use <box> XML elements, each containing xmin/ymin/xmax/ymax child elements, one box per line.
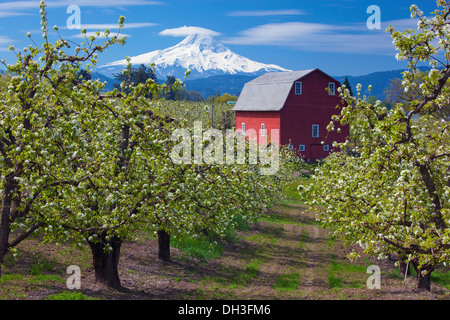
<box><xmin>298</xmin><ymin>229</ymin><xmax>308</xmax><ymax>256</ymax></box>
<box><xmin>0</xmin><ymin>273</ymin><xmax>24</xmax><ymax>284</ymax></box>
<box><xmin>29</xmin><ymin>254</ymin><xmax>57</xmax><ymax>275</ymax></box>
<box><xmin>327</xmin><ymin>257</ymin><xmax>367</xmax><ymax>289</ymax></box>
<box><xmin>242</xmin><ymin>259</ymin><xmax>263</xmax><ymax>283</ymax></box>
<box><xmin>281</xmin><ymin>177</ymin><xmax>312</xmax><ymax>205</ymax></box>
<box><xmin>171</xmin><ymin>234</ymin><xmax>224</xmax><ymax>262</ymax></box>
<box><xmin>171</xmin><ymin>215</ymin><xmax>255</xmax><ymax>262</ymax></box>
<box><xmin>273</xmin><ymin>271</ymin><xmax>300</xmax><ymax>292</ymax></box>
<box><xmin>199</xmin><ymin>258</ymin><xmax>264</xmax><ymax>290</ymax></box>
<box><xmin>431</xmin><ymin>271</ymin><xmax>450</xmax><ymax>290</ymax></box>
<box><xmin>46</xmin><ymin>291</ymin><xmax>100</xmax><ymax>300</ymax></box>
<box><xmin>259</xmin><ymin>213</ymin><xmax>304</xmax><ymax>226</ymax></box>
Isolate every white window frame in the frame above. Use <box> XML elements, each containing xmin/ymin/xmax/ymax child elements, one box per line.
<box><xmin>261</xmin><ymin>123</ymin><xmax>265</xmax><ymax>137</ymax></box>
<box><xmin>295</xmin><ymin>81</ymin><xmax>302</xmax><ymax>95</ymax></box>
<box><xmin>323</xmin><ymin>144</ymin><xmax>330</xmax><ymax>151</ymax></box>
<box><xmin>241</xmin><ymin>122</ymin><xmax>245</xmax><ymax>134</ymax></box>
<box><xmin>328</xmin><ymin>82</ymin><xmax>335</xmax><ymax>95</ymax></box>
<box><xmin>288</xmin><ymin>144</ymin><xmax>294</xmax><ymax>149</ymax></box>
<box><xmin>299</xmin><ymin>144</ymin><xmax>305</xmax><ymax>152</ymax></box>
<box><xmin>312</xmin><ymin>124</ymin><xmax>319</xmax><ymax>138</ymax></box>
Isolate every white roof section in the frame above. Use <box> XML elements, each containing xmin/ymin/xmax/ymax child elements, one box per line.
<box><xmin>232</xmin><ymin>69</ymin><xmax>316</xmax><ymax>112</ymax></box>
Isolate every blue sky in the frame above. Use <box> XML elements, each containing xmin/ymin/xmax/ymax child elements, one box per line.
<box><xmin>0</xmin><ymin>0</ymin><xmax>440</xmax><ymax>76</ymax></box>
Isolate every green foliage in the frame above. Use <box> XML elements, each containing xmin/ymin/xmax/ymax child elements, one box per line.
<box><xmin>213</xmin><ymin>93</ymin><xmax>238</xmax><ymax>104</ymax></box>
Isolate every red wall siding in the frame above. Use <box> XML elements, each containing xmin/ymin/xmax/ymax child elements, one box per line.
<box><xmin>235</xmin><ymin>111</ymin><xmax>281</xmax><ymax>145</ymax></box>
<box><xmin>280</xmin><ymin>70</ymin><xmax>349</xmax><ymax>161</ymax></box>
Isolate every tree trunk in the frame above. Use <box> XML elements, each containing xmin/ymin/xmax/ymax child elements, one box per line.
<box><xmin>87</xmin><ymin>234</ymin><xmax>123</xmax><ymax>290</ymax></box>
<box><xmin>413</xmin><ymin>263</ymin><xmax>434</xmax><ymax>291</ymax></box>
<box><xmin>0</xmin><ymin>177</ymin><xmax>17</xmax><ymax>277</ymax></box>
<box><xmin>397</xmin><ymin>253</ymin><xmax>410</xmax><ymax>276</ymax></box>
<box><xmin>157</xmin><ymin>229</ymin><xmax>171</xmax><ymax>262</ymax></box>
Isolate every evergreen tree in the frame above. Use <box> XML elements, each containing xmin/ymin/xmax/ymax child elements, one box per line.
<box><xmin>77</xmin><ymin>69</ymin><xmax>91</xmax><ymax>82</ymax></box>
<box><xmin>343</xmin><ymin>76</ymin><xmax>353</xmax><ymax>97</ymax></box>
<box><xmin>164</xmin><ymin>75</ymin><xmax>177</xmax><ymax>100</ymax></box>
<box><xmin>113</xmin><ymin>64</ymin><xmax>157</xmax><ymax>97</ymax></box>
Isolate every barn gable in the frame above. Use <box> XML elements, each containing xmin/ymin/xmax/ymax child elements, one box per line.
<box><xmin>232</xmin><ymin>69</ymin><xmax>315</xmax><ymax>112</ymax></box>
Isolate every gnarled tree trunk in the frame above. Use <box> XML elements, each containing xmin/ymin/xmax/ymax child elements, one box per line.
<box><xmin>87</xmin><ymin>233</ymin><xmax>123</xmax><ymax>290</ymax></box>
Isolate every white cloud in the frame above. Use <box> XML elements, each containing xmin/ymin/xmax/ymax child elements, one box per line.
<box><xmin>0</xmin><ymin>1</ymin><xmax>37</xmax><ymax>11</ymax></box>
<box><xmin>223</xmin><ymin>19</ymin><xmax>419</xmax><ymax>55</ymax></box>
<box><xmin>227</xmin><ymin>9</ymin><xmax>305</xmax><ymax>17</ymax></box>
<box><xmin>224</xmin><ymin>22</ymin><xmax>335</xmax><ymax>46</ymax></box>
<box><xmin>60</xmin><ymin>22</ymin><xmax>157</xmax><ymax>30</ymax></box>
<box><xmin>0</xmin><ymin>0</ymin><xmax>164</xmax><ymax>17</ymax></box>
<box><xmin>45</xmin><ymin>0</ymin><xmax>165</xmax><ymax>7</ymax></box>
<box><xmin>0</xmin><ymin>12</ymin><xmax>32</xmax><ymax>18</ymax></box>
<box><xmin>159</xmin><ymin>26</ymin><xmax>220</xmax><ymax>37</ymax></box>
<box><xmin>0</xmin><ymin>35</ymin><xmax>15</xmax><ymax>51</ymax></box>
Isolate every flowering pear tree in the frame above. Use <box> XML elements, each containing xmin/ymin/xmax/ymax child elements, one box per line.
<box><xmin>303</xmin><ymin>1</ymin><xmax>450</xmax><ymax>291</ymax></box>
<box><xmin>0</xmin><ymin>1</ymin><xmax>127</xmax><ymax>276</ymax></box>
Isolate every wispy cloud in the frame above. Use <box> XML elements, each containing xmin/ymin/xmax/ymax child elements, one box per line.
<box><xmin>0</xmin><ymin>35</ymin><xmax>15</xmax><ymax>51</ymax></box>
<box><xmin>0</xmin><ymin>0</ymin><xmax>164</xmax><ymax>17</ymax></box>
<box><xmin>223</xmin><ymin>19</ymin><xmax>418</xmax><ymax>55</ymax></box>
<box><xmin>159</xmin><ymin>26</ymin><xmax>220</xmax><ymax>37</ymax></box>
<box><xmin>227</xmin><ymin>9</ymin><xmax>305</xmax><ymax>17</ymax></box>
<box><xmin>60</xmin><ymin>22</ymin><xmax>157</xmax><ymax>30</ymax></box>
<box><xmin>0</xmin><ymin>11</ymin><xmax>32</xmax><ymax>18</ymax></box>
<box><xmin>0</xmin><ymin>1</ymin><xmax>37</xmax><ymax>17</ymax></box>
<box><xmin>46</xmin><ymin>0</ymin><xmax>165</xmax><ymax>7</ymax></box>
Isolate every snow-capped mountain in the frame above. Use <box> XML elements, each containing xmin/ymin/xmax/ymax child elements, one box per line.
<box><xmin>97</xmin><ymin>33</ymin><xmax>291</xmax><ymax>79</ymax></box>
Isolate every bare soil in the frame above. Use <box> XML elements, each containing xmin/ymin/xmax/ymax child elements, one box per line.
<box><xmin>1</xmin><ymin>201</ymin><xmax>449</xmax><ymax>300</ymax></box>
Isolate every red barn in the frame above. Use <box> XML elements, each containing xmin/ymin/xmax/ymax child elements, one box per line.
<box><xmin>233</xmin><ymin>69</ymin><xmax>349</xmax><ymax>162</ymax></box>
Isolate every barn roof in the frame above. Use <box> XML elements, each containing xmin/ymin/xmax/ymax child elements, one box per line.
<box><xmin>232</xmin><ymin>69</ymin><xmax>316</xmax><ymax>112</ymax></box>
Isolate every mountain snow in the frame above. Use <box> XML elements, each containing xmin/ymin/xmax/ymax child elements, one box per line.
<box><xmin>98</xmin><ymin>34</ymin><xmax>291</xmax><ymax>79</ymax></box>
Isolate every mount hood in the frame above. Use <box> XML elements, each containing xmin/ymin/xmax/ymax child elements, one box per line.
<box><xmin>98</xmin><ymin>33</ymin><xmax>291</xmax><ymax>79</ymax></box>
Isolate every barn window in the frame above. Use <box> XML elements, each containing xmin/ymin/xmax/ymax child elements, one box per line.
<box><xmin>241</xmin><ymin>122</ymin><xmax>245</xmax><ymax>134</ymax></box>
<box><xmin>261</xmin><ymin>123</ymin><xmax>265</xmax><ymax>137</ymax></box>
<box><xmin>288</xmin><ymin>144</ymin><xmax>294</xmax><ymax>149</ymax></box>
<box><xmin>312</xmin><ymin>124</ymin><xmax>319</xmax><ymax>138</ymax></box>
<box><xmin>328</xmin><ymin>82</ymin><xmax>335</xmax><ymax>95</ymax></box>
<box><xmin>295</xmin><ymin>81</ymin><xmax>302</xmax><ymax>95</ymax></box>
<box><xmin>299</xmin><ymin>145</ymin><xmax>305</xmax><ymax>152</ymax></box>
<box><xmin>323</xmin><ymin>144</ymin><xmax>330</xmax><ymax>151</ymax></box>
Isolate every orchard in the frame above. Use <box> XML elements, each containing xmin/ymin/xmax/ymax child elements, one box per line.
<box><xmin>0</xmin><ymin>1</ymin><xmax>299</xmax><ymax>290</ymax></box>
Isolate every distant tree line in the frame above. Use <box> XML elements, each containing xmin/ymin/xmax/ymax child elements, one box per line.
<box><xmin>107</xmin><ymin>64</ymin><xmax>238</xmax><ymax>103</ymax></box>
